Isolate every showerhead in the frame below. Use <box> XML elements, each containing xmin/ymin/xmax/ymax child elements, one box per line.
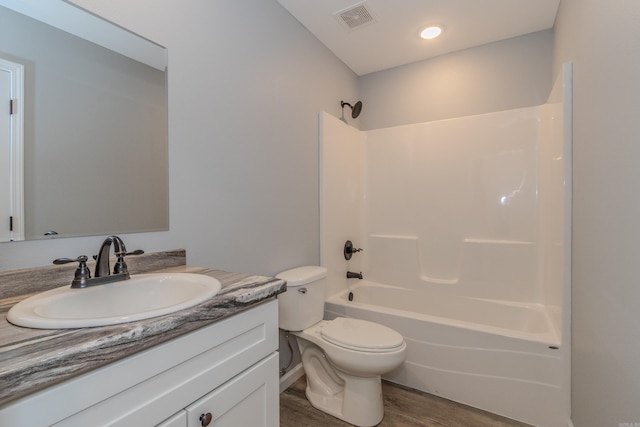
<box><xmin>351</xmin><ymin>101</ymin><xmax>362</xmax><ymax>118</ymax></box>
<box><xmin>341</xmin><ymin>100</ymin><xmax>363</xmax><ymax>119</ymax></box>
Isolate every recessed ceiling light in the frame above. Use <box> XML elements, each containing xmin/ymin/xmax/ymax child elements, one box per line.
<box><xmin>420</xmin><ymin>26</ymin><xmax>442</xmax><ymax>40</ymax></box>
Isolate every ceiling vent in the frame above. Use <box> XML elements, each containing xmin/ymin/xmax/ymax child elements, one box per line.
<box><xmin>333</xmin><ymin>2</ymin><xmax>378</xmax><ymax>32</ymax></box>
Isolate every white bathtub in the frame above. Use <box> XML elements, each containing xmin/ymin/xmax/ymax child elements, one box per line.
<box><xmin>324</xmin><ymin>281</ymin><xmax>568</xmax><ymax>427</ymax></box>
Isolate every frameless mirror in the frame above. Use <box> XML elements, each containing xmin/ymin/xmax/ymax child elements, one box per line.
<box><xmin>0</xmin><ymin>0</ymin><xmax>168</xmax><ymax>242</ymax></box>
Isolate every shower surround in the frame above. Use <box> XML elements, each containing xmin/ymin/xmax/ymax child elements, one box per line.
<box><xmin>320</xmin><ymin>65</ymin><xmax>572</xmax><ymax>426</ymax></box>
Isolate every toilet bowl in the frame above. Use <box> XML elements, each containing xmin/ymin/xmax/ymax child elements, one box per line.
<box><xmin>294</xmin><ymin>318</ymin><xmax>406</xmax><ymax>426</ymax></box>
<box><xmin>277</xmin><ymin>266</ymin><xmax>406</xmax><ymax>427</ymax></box>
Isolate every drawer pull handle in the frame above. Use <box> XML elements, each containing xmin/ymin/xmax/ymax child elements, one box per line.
<box><xmin>200</xmin><ymin>412</ymin><xmax>213</xmax><ymax>426</ymax></box>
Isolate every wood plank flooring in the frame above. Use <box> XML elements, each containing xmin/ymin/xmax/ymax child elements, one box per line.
<box><xmin>280</xmin><ymin>376</ymin><xmax>531</xmax><ymax>427</ymax></box>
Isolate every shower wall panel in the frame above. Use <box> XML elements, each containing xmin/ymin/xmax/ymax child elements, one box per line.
<box><xmin>319</xmin><ymin>112</ymin><xmax>366</xmax><ymax>298</ymax></box>
<box><xmin>364</xmin><ymin>107</ymin><xmax>544</xmax><ymax>303</ymax></box>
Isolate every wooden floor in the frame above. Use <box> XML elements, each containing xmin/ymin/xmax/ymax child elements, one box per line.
<box><xmin>280</xmin><ymin>376</ymin><xmax>531</xmax><ymax>427</ymax></box>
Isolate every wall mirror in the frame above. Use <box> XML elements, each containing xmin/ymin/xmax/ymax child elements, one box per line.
<box><xmin>0</xmin><ymin>0</ymin><xmax>168</xmax><ymax>242</ymax></box>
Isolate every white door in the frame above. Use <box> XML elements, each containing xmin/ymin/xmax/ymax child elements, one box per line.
<box><xmin>0</xmin><ymin>67</ymin><xmax>12</xmax><ymax>242</ymax></box>
<box><xmin>0</xmin><ymin>58</ymin><xmax>24</xmax><ymax>242</ymax></box>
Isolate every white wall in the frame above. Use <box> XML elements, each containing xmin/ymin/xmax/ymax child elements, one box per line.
<box><xmin>553</xmin><ymin>1</ymin><xmax>640</xmax><ymax>425</ymax></box>
<box><xmin>359</xmin><ymin>30</ymin><xmax>553</xmax><ymax>130</ymax></box>
<box><xmin>0</xmin><ymin>0</ymin><xmax>358</xmax><ymax>277</ymax></box>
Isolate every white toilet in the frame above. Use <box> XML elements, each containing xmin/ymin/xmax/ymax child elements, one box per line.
<box><xmin>277</xmin><ymin>266</ymin><xmax>406</xmax><ymax>427</ymax></box>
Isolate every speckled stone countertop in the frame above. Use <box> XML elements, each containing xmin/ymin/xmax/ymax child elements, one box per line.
<box><xmin>0</xmin><ymin>253</ymin><xmax>286</xmax><ymax>407</ymax></box>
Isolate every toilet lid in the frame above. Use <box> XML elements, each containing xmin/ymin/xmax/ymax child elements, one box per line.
<box><xmin>320</xmin><ymin>318</ymin><xmax>404</xmax><ymax>352</ymax></box>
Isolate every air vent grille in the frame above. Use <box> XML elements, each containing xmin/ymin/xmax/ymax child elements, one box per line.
<box><xmin>334</xmin><ymin>2</ymin><xmax>378</xmax><ymax>31</ymax></box>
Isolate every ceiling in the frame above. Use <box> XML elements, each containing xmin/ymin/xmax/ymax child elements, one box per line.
<box><xmin>276</xmin><ymin>0</ymin><xmax>560</xmax><ymax>76</ymax></box>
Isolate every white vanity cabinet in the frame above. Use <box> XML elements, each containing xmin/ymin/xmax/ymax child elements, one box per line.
<box><xmin>0</xmin><ymin>300</ymin><xmax>279</xmax><ymax>427</ymax></box>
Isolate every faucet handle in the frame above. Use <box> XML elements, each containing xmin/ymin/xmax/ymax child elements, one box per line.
<box><xmin>91</xmin><ymin>249</ymin><xmax>144</xmax><ymax>260</ymax></box>
<box><xmin>53</xmin><ymin>255</ymin><xmax>92</xmax><ymax>287</ymax></box>
<box><xmin>344</xmin><ymin>240</ymin><xmax>364</xmax><ymax>260</ymax></box>
<box><xmin>53</xmin><ymin>255</ymin><xmax>89</xmax><ymax>265</ymax></box>
<box><xmin>90</xmin><ymin>248</ymin><xmax>143</xmax><ymax>275</ymax></box>
<box><xmin>113</xmin><ymin>249</ymin><xmax>143</xmax><ymax>275</ymax></box>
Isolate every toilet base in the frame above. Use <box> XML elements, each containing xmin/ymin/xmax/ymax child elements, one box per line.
<box><xmin>298</xmin><ymin>340</ymin><xmax>385</xmax><ymax>427</ymax></box>
<box><xmin>304</xmin><ymin>372</ymin><xmax>384</xmax><ymax>427</ymax></box>
<box><xmin>291</xmin><ymin>319</ymin><xmax>406</xmax><ymax>427</ymax></box>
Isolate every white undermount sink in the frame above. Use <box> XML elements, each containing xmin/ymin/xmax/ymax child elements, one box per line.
<box><xmin>7</xmin><ymin>273</ymin><xmax>221</xmax><ymax>329</ymax></box>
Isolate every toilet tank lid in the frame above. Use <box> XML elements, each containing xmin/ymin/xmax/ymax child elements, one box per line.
<box><xmin>276</xmin><ymin>266</ymin><xmax>327</xmax><ymax>287</ymax></box>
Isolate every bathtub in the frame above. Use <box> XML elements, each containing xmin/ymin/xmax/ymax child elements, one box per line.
<box><xmin>324</xmin><ymin>281</ymin><xmax>568</xmax><ymax>427</ymax></box>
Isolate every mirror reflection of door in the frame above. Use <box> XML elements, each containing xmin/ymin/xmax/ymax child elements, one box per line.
<box><xmin>0</xmin><ymin>57</ymin><xmax>24</xmax><ymax>242</ymax></box>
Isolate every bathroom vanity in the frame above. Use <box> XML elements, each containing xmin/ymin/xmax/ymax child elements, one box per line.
<box><xmin>0</xmin><ymin>254</ymin><xmax>285</xmax><ymax>426</ymax></box>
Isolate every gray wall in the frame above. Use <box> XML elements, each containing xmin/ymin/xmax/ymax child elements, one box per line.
<box><xmin>553</xmin><ymin>0</ymin><xmax>640</xmax><ymax>425</ymax></box>
<box><xmin>0</xmin><ymin>0</ymin><xmax>358</xmax><ymax>275</ymax></box>
<box><xmin>359</xmin><ymin>30</ymin><xmax>553</xmax><ymax>130</ymax></box>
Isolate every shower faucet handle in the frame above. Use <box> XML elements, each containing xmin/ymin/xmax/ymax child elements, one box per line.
<box><xmin>344</xmin><ymin>240</ymin><xmax>363</xmax><ymax>260</ymax></box>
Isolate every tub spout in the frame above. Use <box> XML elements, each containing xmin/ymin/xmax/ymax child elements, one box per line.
<box><xmin>346</xmin><ymin>271</ymin><xmax>363</xmax><ymax>280</ymax></box>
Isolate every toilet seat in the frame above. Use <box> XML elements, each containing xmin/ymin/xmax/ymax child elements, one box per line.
<box><xmin>320</xmin><ymin>317</ymin><xmax>404</xmax><ymax>353</ymax></box>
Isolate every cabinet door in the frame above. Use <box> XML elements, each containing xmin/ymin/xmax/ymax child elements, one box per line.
<box><xmin>186</xmin><ymin>352</ymin><xmax>278</xmax><ymax>427</ymax></box>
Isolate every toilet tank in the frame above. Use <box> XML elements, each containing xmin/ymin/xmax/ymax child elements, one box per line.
<box><xmin>276</xmin><ymin>266</ymin><xmax>327</xmax><ymax>331</ymax></box>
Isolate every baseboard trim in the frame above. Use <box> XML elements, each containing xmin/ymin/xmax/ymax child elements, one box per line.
<box><xmin>279</xmin><ymin>363</ymin><xmax>304</xmax><ymax>393</ymax></box>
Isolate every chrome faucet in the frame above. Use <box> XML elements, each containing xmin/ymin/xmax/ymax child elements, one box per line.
<box><xmin>53</xmin><ymin>235</ymin><xmax>143</xmax><ymax>288</ymax></box>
